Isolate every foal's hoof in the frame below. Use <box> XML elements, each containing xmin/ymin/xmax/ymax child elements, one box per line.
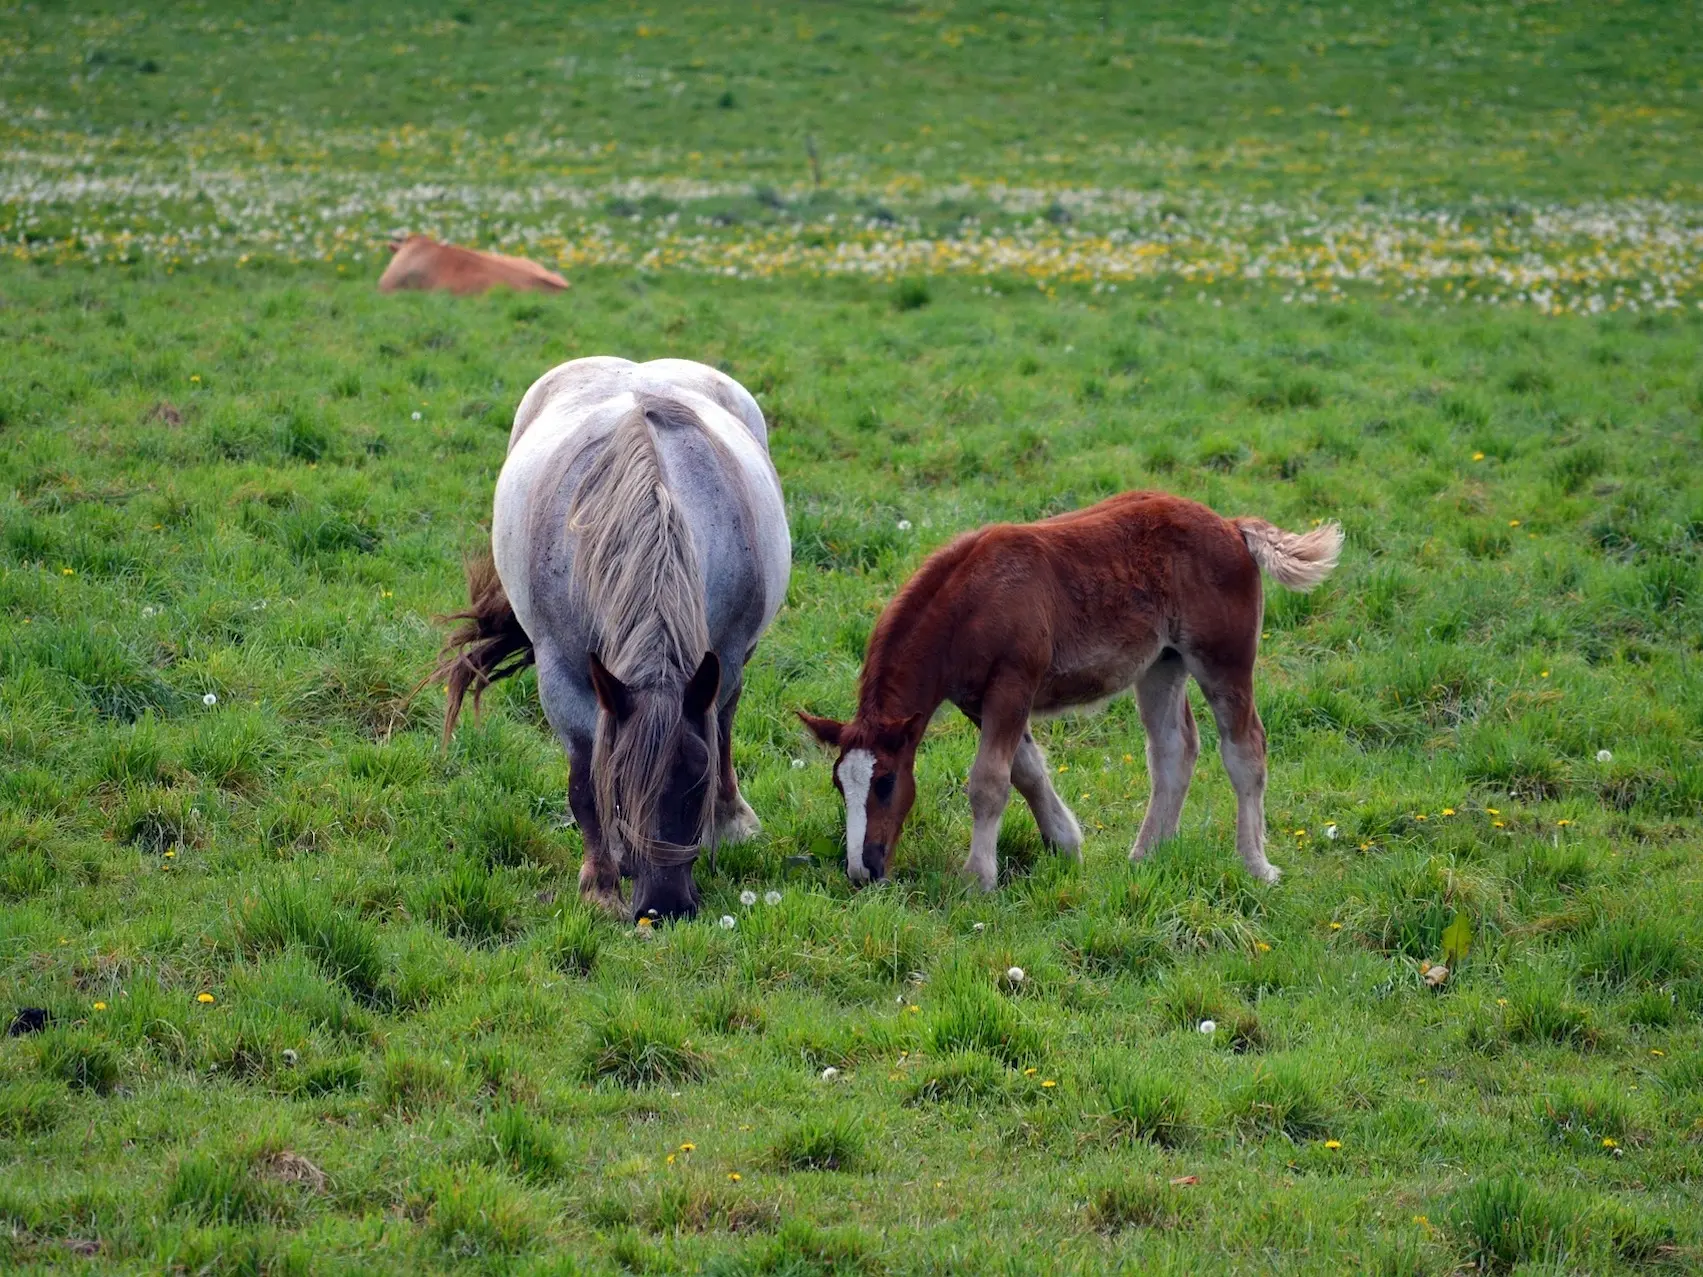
<box><xmin>1248</xmin><ymin>861</ymin><xmax>1283</xmax><ymax>885</ymax></box>
<box><xmin>715</xmin><ymin>795</ymin><xmax>762</xmax><ymax>845</ymax></box>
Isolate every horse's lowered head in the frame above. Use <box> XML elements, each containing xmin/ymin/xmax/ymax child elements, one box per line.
<box><xmin>589</xmin><ymin>649</ymin><xmax>721</xmax><ymax>922</ymax></box>
<box><xmin>798</xmin><ymin>710</ymin><xmax>926</xmax><ymax>884</ymax></box>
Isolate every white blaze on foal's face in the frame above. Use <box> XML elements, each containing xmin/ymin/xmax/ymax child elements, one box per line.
<box><xmin>836</xmin><ymin>749</ymin><xmax>876</xmax><ymax>882</ymax></box>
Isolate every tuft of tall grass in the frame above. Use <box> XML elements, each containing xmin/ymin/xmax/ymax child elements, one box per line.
<box><xmin>237</xmin><ymin>880</ymin><xmax>387</xmax><ymax>1001</ymax></box>
<box><xmin>1093</xmin><ymin>1056</ymin><xmax>1188</xmax><ymax>1146</ymax></box>
<box><xmin>767</xmin><ymin>1115</ymin><xmax>865</xmax><ymax>1172</ymax></box>
<box><xmin>583</xmin><ymin>1001</ymin><xmax>710</xmax><ymax>1088</ymax></box>
<box><xmin>483</xmin><ymin>1102</ymin><xmax>565</xmax><ymax>1182</ymax></box>
<box><xmin>925</xmin><ymin>982</ymin><xmax>1042</xmax><ymax>1068</ymax></box>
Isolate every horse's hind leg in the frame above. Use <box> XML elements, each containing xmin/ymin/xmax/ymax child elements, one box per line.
<box><xmin>1010</xmin><ymin>727</ymin><xmax>1083</xmax><ymax>862</ymax></box>
<box><xmin>713</xmin><ymin>685</ymin><xmax>760</xmax><ymax>845</ymax></box>
<box><xmin>1130</xmin><ymin>651</ymin><xmax>1199</xmax><ymax>861</ymax></box>
<box><xmin>1193</xmin><ymin>667</ymin><xmax>1278</xmax><ymax>883</ymax></box>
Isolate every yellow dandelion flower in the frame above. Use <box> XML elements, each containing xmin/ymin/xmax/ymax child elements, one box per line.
<box><xmin>1557</xmin><ymin>819</ymin><xmax>1571</xmax><ymax>827</ymax></box>
<box><xmin>1324</xmin><ymin>1139</ymin><xmax>1342</xmax><ymax>1150</ymax></box>
<box><xmin>1255</xmin><ymin>941</ymin><xmax>1272</xmax><ymax>953</ymax></box>
<box><xmin>1496</xmin><ymin>998</ymin><xmax>1509</xmax><ymax>1007</ymax></box>
<box><xmin>190</xmin><ymin>374</ymin><xmax>201</xmax><ymax>383</ymax></box>
<box><xmin>666</xmin><ymin>1154</ymin><xmax>675</xmax><ymax>1165</ymax></box>
<box><xmin>1042</xmin><ymin>1079</ymin><xmax>1057</xmax><ymax>1088</ymax></box>
<box><xmin>1508</xmin><ymin>520</ymin><xmax>1521</xmax><ymax>528</ymax></box>
<box><xmin>1651</xmin><ymin>1049</ymin><xmax>1665</xmax><ymax>1057</ymax></box>
<box><xmin>197</xmin><ymin>992</ymin><xmax>215</xmax><ymax>1004</ymax></box>
<box><xmin>93</xmin><ymin>1002</ymin><xmax>107</xmax><ymax>1011</ymax></box>
<box><xmin>906</xmin><ymin>1004</ymin><xmax>920</xmax><ymax>1014</ymax></box>
<box><xmin>727</xmin><ymin>1172</ymin><xmax>741</xmax><ymax>1182</ymax></box>
<box><xmin>679</xmin><ymin>1143</ymin><xmax>695</xmax><ymax>1153</ymax></box>
<box><xmin>1601</xmin><ymin>1137</ymin><xmax>1617</xmax><ymax>1149</ymax></box>
<box><xmin>1023</xmin><ymin>1067</ymin><xmax>1038</xmax><ymax>1076</ymax></box>
<box><xmin>1472</xmin><ymin>452</ymin><xmax>1485</xmax><ymax>461</ymax></box>
<box><xmin>1329</xmin><ymin>922</ymin><xmax>1342</xmax><ymax>930</ymax></box>
<box><xmin>1539</xmin><ymin>670</ymin><xmax>1549</xmax><ymax>678</ymax></box>
<box><xmin>1441</xmin><ymin>808</ymin><xmax>1456</xmax><ymax>816</ymax></box>
<box><xmin>1493</xmin><ymin>821</ymin><xmax>1506</xmax><ymax>828</ymax></box>
<box><xmin>1486</xmin><ymin>807</ymin><xmax>1500</xmax><ymax>815</ymax></box>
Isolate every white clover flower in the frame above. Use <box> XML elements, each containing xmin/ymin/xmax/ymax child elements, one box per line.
<box><xmin>791</xmin><ymin>758</ymin><xmax>805</xmax><ymax>770</ymax></box>
<box><xmin>820</xmin><ymin>1066</ymin><xmax>839</xmax><ymax>1081</ymax></box>
<box><xmin>718</xmin><ymin>915</ymin><xmax>736</xmax><ymax>930</ymax></box>
<box><xmin>1006</xmin><ymin>966</ymin><xmax>1025</xmax><ymax>984</ymax></box>
<box><xmin>1324</xmin><ymin>824</ymin><xmax>1339</xmax><ymax>840</ymax></box>
<box><xmin>764</xmin><ymin>890</ymin><xmax>782</xmax><ymax>906</ymax></box>
<box><xmin>739</xmin><ymin>890</ymin><xmax>757</xmax><ymax>907</ymax></box>
<box><xmin>1198</xmin><ymin>1019</ymin><xmax>1217</xmax><ymax>1035</ymax></box>
<box><xmin>202</xmin><ymin>692</ymin><xmax>218</xmax><ymax>707</ymax></box>
<box><xmin>141</xmin><ymin>605</ymin><xmax>157</xmax><ymax>618</ymax></box>
<box><xmin>411</xmin><ymin>411</ymin><xmax>422</xmax><ymax>421</ymax></box>
<box><xmin>1596</xmin><ymin>749</ymin><xmax>1613</xmax><ymax>763</ymax></box>
<box><xmin>972</xmin><ymin>922</ymin><xmax>986</xmax><ymax>932</ymax></box>
<box><xmin>897</xmin><ymin>519</ymin><xmax>912</xmax><ymax>532</ymax></box>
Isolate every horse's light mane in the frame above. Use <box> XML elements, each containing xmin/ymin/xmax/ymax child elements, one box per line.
<box><xmin>570</xmin><ymin>394</ymin><xmax>719</xmax><ymax>867</ymax></box>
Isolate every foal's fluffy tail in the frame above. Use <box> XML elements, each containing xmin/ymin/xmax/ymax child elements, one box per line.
<box><xmin>1232</xmin><ymin>517</ymin><xmax>1343</xmax><ymax>592</ymax></box>
<box><xmin>426</xmin><ymin>546</ymin><xmax>535</xmax><ymax>745</ymax></box>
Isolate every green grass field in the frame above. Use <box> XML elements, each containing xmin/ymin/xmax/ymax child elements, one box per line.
<box><xmin>3</xmin><ymin>2</ymin><xmax>1703</xmax><ymax>1273</ymax></box>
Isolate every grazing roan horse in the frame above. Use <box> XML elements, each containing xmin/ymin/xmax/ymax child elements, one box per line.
<box><xmin>800</xmin><ymin>492</ymin><xmax>1341</xmax><ymax>889</ymax></box>
<box><xmin>433</xmin><ymin>358</ymin><xmax>790</xmax><ymax>921</ymax></box>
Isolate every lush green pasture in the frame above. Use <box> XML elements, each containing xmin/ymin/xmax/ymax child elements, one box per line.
<box><xmin>4</xmin><ymin>1</ymin><xmax>1703</xmax><ymax>1273</ymax></box>
<box><xmin>4</xmin><ymin>260</ymin><xmax>1702</xmax><ymax>1274</ymax></box>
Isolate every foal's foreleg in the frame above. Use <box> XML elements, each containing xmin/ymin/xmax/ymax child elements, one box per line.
<box><xmin>964</xmin><ymin>711</ymin><xmax>1027</xmax><ymax>892</ymax></box>
<box><xmin>713</xmin><ymin>685</ymin><xmax>760</xmax><ymax>845</ymax></box>
<box><xmin>1131</xmin><ymin>654</ymin><xmax>1199</xmax><ymax>861</ymax></box>
<box><xmin>1010</xmin><ymin>728</ymin><xmax>1083</xmax><ymax>862</ymax></box>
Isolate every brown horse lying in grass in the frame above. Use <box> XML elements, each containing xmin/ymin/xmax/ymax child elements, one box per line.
<box><xmin>377</xmin><ymin>234</ymin><xmax>568</xmax><ymax>295</ymax></box>
<box><xmin>801</xmin><ymin>491</ymin><xmax>1342</xmax><ymax>890</ymax></box>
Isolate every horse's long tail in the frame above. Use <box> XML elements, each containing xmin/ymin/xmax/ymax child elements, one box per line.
<box><xmin>428</xmin><ymin>547</ymin><xmax>535</xmax><ymax>746</ymax></box>
<box><xmin>1232</xmin><ymin>517</ymin><xmax>1343</xmax><ymax>592</ymax></box>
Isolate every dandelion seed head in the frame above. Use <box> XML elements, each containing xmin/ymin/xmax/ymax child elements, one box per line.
<box><xmin>1006</xmin><ymin>966</ymin><xmax>1025</xmax><ymax>983</ymax></box>
<box><xmin>1596</xmin><ymin>749</ymin><xmax>1613</xmax><ymax>763</ymax></box>
<box><xmin>1198</xmin><ymin>1019</ymin><xmax>1216</xmax><ymax>1035</ymax></box>
<box><xmin>718</xmin><ymin>914</ymin><xmax>736</xmax><ymax>930</ymax></box>
<box><xmin>202</xmin><ymin>692</ymin><xmax>218</xmax><ymax>706</ymax></box>
<box><xmin>739</xmin><ymin>890</ymin><xmax>757</xmax><ymax>907</ymax></box>
<box><xmin>764</xmin><ymin>890</ymin><xmax>782</xmax><ymax>905</ymax></box>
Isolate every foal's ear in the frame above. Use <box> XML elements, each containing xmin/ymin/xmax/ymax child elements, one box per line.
<box><xmin>683</xmin><ymin>651</ymin><xmax>720</xmax><ymax>719</ymax></box>
<box><xmin>875</xmin><ymin>712</ymin><xmax>926</xmax><ymax>753</ymax></box>
<box><xmin>796</xmin><ymin>711</ymin><xmax>845</xmax><ymax>749</ymax></box>
<box><xmin>588</xmin><ymin>652</ymin><xmax>633</xmax><ymax>720</ymax></box>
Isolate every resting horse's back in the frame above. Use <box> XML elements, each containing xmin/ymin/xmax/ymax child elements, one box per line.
<box><xmin>491</xmin><ymin>358</ymin><xmax>789</xmax><ymax>681</ymax></box>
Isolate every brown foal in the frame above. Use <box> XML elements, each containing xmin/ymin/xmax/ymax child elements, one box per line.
<box><xmin>801</xmin><ymin>491</ymin><xmax>1341</xmax><ymax>889</ymax></box>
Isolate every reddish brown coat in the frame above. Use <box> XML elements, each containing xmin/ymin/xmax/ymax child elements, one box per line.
<box><xmin>377</xmin><ymin>234</ymin><xmax>568</xmax><ymax>296</ymax></box>
<box><xmin>802</xmin><ymin>490</ymin><xmax>1342</xmax><ymax>890</ymax></box>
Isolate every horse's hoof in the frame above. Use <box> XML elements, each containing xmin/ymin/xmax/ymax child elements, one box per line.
<box><xmin>715</xmin><ymin>796</ymin><xmax>761</xmax><ymax>845</ymax></box>
<box><xmin>1248</xmin><ymin>861</ymin><xmax>1282</xmax><ymax>885</ymax></box>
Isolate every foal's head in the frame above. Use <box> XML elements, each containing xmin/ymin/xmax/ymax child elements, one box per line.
<box><xmin>798</xmin><ymin>711</ymin><xmax>926</xmax><ymax>883</ymax></box>
<box><xmin>589</xmin><ymin>651</ymin><xmax>721</xmax><ymax>922</ymax></box>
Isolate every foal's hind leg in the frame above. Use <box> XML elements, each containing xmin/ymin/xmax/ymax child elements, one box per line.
<box><xmin>1010</xmin><ymin>727</ymin><xmax>1083</xmax><ymax>861</ymax></box>
<box><xmin>1130</xmin><ymin>652</ymin><xmax>1199</xmax><ymax>862</ymax></box>
<box><xmin>713</xmin><ymin>685</ymin><xmax>760</xmax><ymax>845</ymax></box>
<box><xmin>1193</xmin><ymin>669</ymin><xmax>1278</xmax><ymax>883</ymax></box>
